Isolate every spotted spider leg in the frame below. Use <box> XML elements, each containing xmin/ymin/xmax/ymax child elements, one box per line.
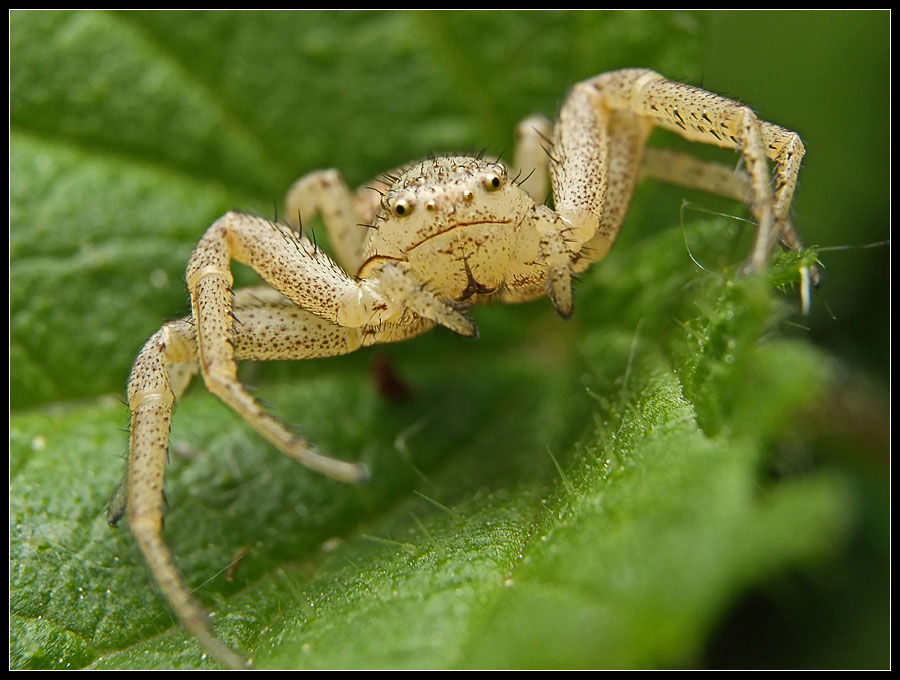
<box><xmin>541</xmin><ymin>68</ymin><xmax>809</xmax><ymax>315</ymax></box>
<box><xmin>637</xmin><ymin>147</ymin><xmax>810</xmax><ymax>266</ymax></box>
<box><xmin>283</xmin><ymin>168</ymin><xmax>371</xmax><ymax>275</ymax></box>
<box><xmin>512</xmin><ymin>114</ymin><xmax>553</xmax><ymax>205</ymax></box>
<box><xmin>114</xmin><ymin>209</ymin><xmax>437</xmax><ymax>667</ymax></box>
<box><xmin>115</xmin><ymin>302</ymin><xmax>366</xmax><ymax>669</ymax></box>
<box><xmin>639</xmin><ymin>147</ymin><xmax>753</xmax><ymax>204</ymax></box>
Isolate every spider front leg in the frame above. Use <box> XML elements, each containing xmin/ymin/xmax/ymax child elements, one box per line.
<box><xmin>539</xmin><ymin>87</ymin><xmax>653</xmax><ymax>315</ymax></box>
<box><xmin>114</xmin><ymin>317</ymin><xmax>248</xmax><ymax>669</ymax></box>
<box><xmin>186</xmin><ymin>212</ymin><xmax>389</xmax><ymax>479</ymax></box>
<box><xmin>113</xmin><ymin>285</ymin><xmax>422</xmax><ymax>668</ymax></box>
<box><xmin>542</xmin><ymin>69</ymin><xmax>812</xmax><ymax>315</ymax></box>
<box><xmin>591</xmin><ymin>69</ymin><xmax>807</xmax><ymax>274</ymax></box>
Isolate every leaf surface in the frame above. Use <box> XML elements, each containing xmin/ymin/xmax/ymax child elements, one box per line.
<box><xmin>10</xmin><ymin>10</ymin><xmax>885</xmax><ymax>670</ymax></box>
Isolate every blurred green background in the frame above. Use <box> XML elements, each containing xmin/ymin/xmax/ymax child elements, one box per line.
<box><xmin>10</xmin><ymin>10</ymin><xmax>888</xmax><ymax>669</ymax></box>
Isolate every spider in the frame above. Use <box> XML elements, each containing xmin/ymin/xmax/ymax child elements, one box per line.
<box><xmin>107</xmin><ymin>69</ymin><xmax>812</xmax><ymax>668</ymax></box>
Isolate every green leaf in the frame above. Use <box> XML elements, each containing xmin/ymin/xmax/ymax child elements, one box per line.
<box><xmin>11</xmin><ymin>10</ymin><xmax>887</xmax><ymax>670</ymax></box>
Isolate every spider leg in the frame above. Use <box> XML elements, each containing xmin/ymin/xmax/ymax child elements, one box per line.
<box><xmin>119</xmin><ymin>318</ymin><xmax>247</xmax><ymax>669</ymax></box>
<box><xmin>117</xmin><ymin>290</ymin><xmax>432</xmax><ymax>668</ymax></box>
<box><xmin>586</xmin><ymin>69</ymin><xmax>808</xmax><ymax>275</ymax></box>
<box><xmin>187</xmin><ymin>214</ymin><xmax>382</xmax><ymax>480</ymax></box>
<box><xmin>539</xmin><ymin>89</ymin><xmax>652</xmax><ymax>314</ymax></box>
<box><xmin>639</xmin><ymin>148</ymin><xmax>810</xmax><ymax>274</ymax></box>
<box><xmin>543</xmin><ymin>68</ymin><xmax>812</xmax><ymax>312</ymax></box>
<box><xmin>639</xmin><ymin>147</ymin><xmax>750</xmax><ymax>203</ymax></box>
<box><xmin>284</xmin><ymin>169</ymin><xmax>371</xmax><ymax>275</ymax></box>
<box><xmin>512</xmin><ymin>114</ymin><xmax>553</xmax><ymax>205</ymax></box>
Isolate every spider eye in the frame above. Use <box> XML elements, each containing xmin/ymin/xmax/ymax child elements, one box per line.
<box><xmin>482</xmin><ymin>173</ymin><xmax>503</xmax><ymax>191</ymax></box>
<box><xmin>392</xmin><ymin>198</ymin><xmax>413</xmax><ymax>217</ymax></box>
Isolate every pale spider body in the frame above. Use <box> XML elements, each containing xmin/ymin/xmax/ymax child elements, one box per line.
<box><xmin>107</xmin><ymin>69</ymin><xmax>812</xmax><ymax>668</ymax></box>
<box><xmin>364</xmin><ymin>156</ymin><xmax>544</xmax><ymax>307</ymax></box>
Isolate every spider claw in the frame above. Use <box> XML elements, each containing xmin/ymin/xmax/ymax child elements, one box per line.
<box><xmin>550</xmin><ymin>294</ymin><xmax>573</xmax><ymax>319</ymax></box>
<box><xmin>459</xmin><ymin>318</ymin><xmax>479</xmax><ymax>338</ymax></box>
<box><xmin>350</xmin><ymin>462</ymin><xmax>370</xmax><ymax>484</ymax></box>
<box><xmin>545</xmin><ymin>264</ymin><xmax>574</xmax><ymax>318</ymax></box>
<box><xmin>444</xmin><ymin>307</ymin><xmax>478</xmax><ymax>337</ymax></box>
